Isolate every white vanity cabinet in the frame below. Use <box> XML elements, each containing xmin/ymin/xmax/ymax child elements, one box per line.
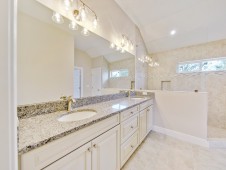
<box><xmin>20</xmin><ymin>115</ymin><xmax>120</xmax><ymax>170</ymax></box>
<box><xmin>146</xmin><ymin>105</ymin><xmax>153</xmax><ymax>133</ymax></box>
<box><xmin>44</xmin><ymin>126</ymin><xmax>120</xmax><ymax>170</ymax></box>
<box><xmin>91</xmin><ymin>126</ymin><xmax>120</xmax><ymax>170</ymax></box>
<box><xmin>43</xmin><ymin>142</ymin><xmax>92</xmax><ymax>170</ymax></box>
<box><xmin>139</xmin><ymin>100</ymin><xmax>154</xmax><ymax>143</ymax></box>
<box><xmin>139</xmin><ymin>109</ymin><xmax>147</xmax><ymax>143</ymax></box>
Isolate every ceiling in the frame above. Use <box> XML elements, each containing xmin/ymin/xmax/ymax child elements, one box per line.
<box><xmin>18</xmin><ymin>0</ymin><xmax>134</xmax><ymax>63</ymax></box>
<box><xmin>114</xmin><ymin>0</ymin><xmax>226</xmax><ymax>54</ymax></box>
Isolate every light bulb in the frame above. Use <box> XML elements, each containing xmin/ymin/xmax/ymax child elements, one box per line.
<box><xmin>121</xmin><ymin>35</ymin><xmax>126</xmax><ymax>47</ymax></box>
<box><xmin>52</xmin><ymin>12</ymin><xmax>64</xmax><ymax>24</ymax></box>
<box><xmin>110</xmin><ymin>43</ymin><xmax>115</xmax><ymax>49</ymax></box>
<box><xmin>80</xmin><ymin>6</ymin><xmax>86</xmax><ymax>21</ymax></box>
<box><xmin>81</xmin><ymin>28</ymin><xmax>90</xmax><ymax>36</ymax></box>
<box><xmin>116</xmin><ymin>46</ymin><xmax>121</xmax><ymax>51</ymax></box>
<box><xmin>63</xmin><ymin>0</ymin><xmax>72</xmax><ymax>11</ymax></box>
<box><xmin>121</xmin><ymin>48</ymin><xmax>125</xmax><ymax>53</ymax></box>
<box><xmin>93</xmin><ymin>17</ymin><xmax>98</xmax><ymax>29</ymax></box>
<box><xmin>69</xmin><ymin>20</ymin><xmax>78</xmax><ymax>30</ymax></box>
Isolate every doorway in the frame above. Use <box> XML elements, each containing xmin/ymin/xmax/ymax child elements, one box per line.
<box><xmin>92</xmin><ymin>67</ymin><xmax>102</xmax><ymax>96</ymax></box>
<box><xmin>74</xmin><ymin>67</ymin><xmax>83</xmax><ymax>98</ymax></box>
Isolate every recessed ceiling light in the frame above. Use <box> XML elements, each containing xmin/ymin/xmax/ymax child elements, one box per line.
<box><xmin>170</xmin><ymin>30</ymin><xmax>176</xmax><ymax>35</ymax></box>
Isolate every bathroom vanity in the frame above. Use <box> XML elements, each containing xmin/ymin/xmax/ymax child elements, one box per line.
<box><xmin>18</xmin><ymin>97</ymin><xmax>153</xmax><ymax>170</ymax></box>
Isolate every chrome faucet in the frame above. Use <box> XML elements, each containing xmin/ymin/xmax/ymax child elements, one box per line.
<box><xmin>60</xmin><ymin>96</ymin><xmax>76</xmax><ymax>112</ymax></box>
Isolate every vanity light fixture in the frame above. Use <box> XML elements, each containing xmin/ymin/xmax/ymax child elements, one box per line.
<box><xmin>52</xmin><ymin>12</ymin><xmax>64</xmax><ymax>24</ymax></box>
<box><xmin>80</xmin><ymin>4</ymin><xmax>86</xmax><ymax>21</ymax></box>
<box><xmin>110</xmin><ymin>43</ymin><xmax>116</xmax><ymax>49</ymax></box>
<box><xmin>121</xmin><ymin>48</ymin><xmax>125</xmax><ymax>53</ymax></box>
<box><xmin>81</xmin><ymin>27</ymin><xmax>90</xmax><ymax>36</ymax></box>
<box><xmin>93</xmin><ymin>16</ymin><xmax>98</xmax><ymax>29</ymax></box>
<box><xmin>138</xmin><ymin>55</ymin><xmax>159</xmax><ymax>67</ymax></box>
<box><xmin>116</xmin><ymin>46</ymin><xmax>121</xmax><ymax>51</ymax></box>
<box><xmin>63</xmin><ymin>0</ymin><xmax>74</xmax><ymax>11</ymax></box>
<box><xmin>69</xmin><ymin>20</ymin><xmax>78</xmax><ymax>30</ymax></box>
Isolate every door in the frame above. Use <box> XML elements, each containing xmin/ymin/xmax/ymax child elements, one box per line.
<box><xmin>91</xmin><ymin>67</ymin><xmax>102</xmax><ymax>96</ymax></box>
<box><xmin>146</xmin><ymin>106</ymin><xmax>153</xmax><ymax>133</ymax></box>
<box><xmin>74</xmin><ymin>68</ymin><xmax>82</xmax><ymax>98</ymax></box>
<box><xmin>91</xmin><ymin>126</ymin><xmax>120</xmax><ymax>170</ymax></box>
<box><xmin>139</xmin><ymin>110</ymin><xmax>147</xmax><ymax>143</ymax></box>
<box><xmin>43</xmin><ymin>142</ymin><xmax>92</xmax><ymax>170</ymax></box>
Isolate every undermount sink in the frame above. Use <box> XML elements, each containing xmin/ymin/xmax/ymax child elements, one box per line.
<box><xmin>58</xmin><ymin>109</ymin><xmax>97</xmax><ymax>122</ymax></box>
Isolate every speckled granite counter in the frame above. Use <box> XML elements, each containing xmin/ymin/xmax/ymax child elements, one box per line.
<box><xmin>18</xmin><ymin>97</ymin><xmax>152</xmax><ymax>155</ymax></box>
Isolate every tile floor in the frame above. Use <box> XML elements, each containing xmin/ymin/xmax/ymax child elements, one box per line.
<box><xmin>122</xmin><ymin>132</ymin><xmax>226</xmax><ymax>170</ymax></box>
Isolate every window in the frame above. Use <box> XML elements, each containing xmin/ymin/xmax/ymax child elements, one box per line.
<box><xmin>110</xmin><ymin>69</ymin><xmax>129</xmax><ymax>78</ymax></box>
<box><xmin>178</xmin><ymin>58</ymin><xmax>226</xmax><ymax>73</ymax></box>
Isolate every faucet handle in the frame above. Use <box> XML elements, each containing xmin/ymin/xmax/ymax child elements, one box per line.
<box><xmin>60</xmin><ymin>96</ymin><xmax>67</xmax><ymax>100</ymax></box>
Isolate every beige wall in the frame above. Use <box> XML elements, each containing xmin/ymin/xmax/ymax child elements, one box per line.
<box><xmin>109</xmin><ymin>58</ymin><xmax>135</xmax><ymax>89</ymax></box>
<box><xmin>18</xmin><ymin>12</ymin><xmax>74</xmax><ymax>105</ymax></box>
<box><xmin>74</xmin><ymin>48</ymin><xmax>92</xmax><ymax>97</ymax></box>
<box><xmin>148</xmin><ymin>39</ymin><xmax>226</xmax><ymax>130</ymax></box>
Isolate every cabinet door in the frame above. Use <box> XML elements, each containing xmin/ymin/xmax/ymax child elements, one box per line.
<box><xmin>43</xmin><ymin>142</ymin><xmax>92</xmax><ymax>170</ymax></box>
<box><xmin>92</xmin><ymin>126</ymin><xmax>120</xmax><ymax>170</ymax></box>
<box><xmin>139</xmin><ymin>109</ymin><xmax>147</xmax><ymax>143</ymax></box>
<box><xmin>147</xmin><ymin>106</ymin><xmax>153</xmax><ymax>133</ymax></box>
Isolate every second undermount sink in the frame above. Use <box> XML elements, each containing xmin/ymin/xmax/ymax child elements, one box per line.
<box><xmin>58</xmin><ymin>109</ymin><xmax>97</xmax><ymax>122</ymax></box>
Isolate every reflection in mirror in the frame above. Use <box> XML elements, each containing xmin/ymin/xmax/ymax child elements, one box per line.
<box><xmin>18</xmin><ymin>0</ymin><xmax>135</xmax><ymax>105</ymax></box>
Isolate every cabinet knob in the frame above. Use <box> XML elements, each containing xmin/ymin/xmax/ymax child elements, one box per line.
<box><xmin>147</xmin><ymin>109</ymin><xmax>150</xmax><ymax>112</ymax></box>
<box><xmin>93</xmin><ymin>144</ymin><xmax>97</xmax><ymax>148</ymax></box>
<box><xmin>131</xmin><ymin>126</ymin><xmax>134</xmax><ymax>129</ymax></box>
<box><xmin>87</xmin><ymin>147</ymin><xmax>92</xmax><ymax>152</ymax></box>
<box><xmin>131</xmin><ymin>145</ymin><xmax>134</xmax><ymax>149</ymax></box>
<box><xmin>131</xmin><ymin>111</ymin><xmax>134</xmax><ymax>115</ymax></box>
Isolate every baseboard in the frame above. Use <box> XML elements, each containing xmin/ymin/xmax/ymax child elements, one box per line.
<box><xmin>208</xmin><ymin>138</ymin><xmax>226</xmax><ymax>148</ymax></box>
<box><xmin>153</xmin><ymin>126</ymin><xmax>209</xmax><ymax>147</ymax></box>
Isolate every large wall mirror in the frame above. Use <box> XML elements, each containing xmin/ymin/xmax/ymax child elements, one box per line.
<box><xmin>18</xmin><ymin>0</ymin><xmax>135</xmax><ymax>105</ymax></box>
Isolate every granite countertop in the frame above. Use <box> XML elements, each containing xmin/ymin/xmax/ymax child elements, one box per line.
<box><xmin>18</xmin><ymin>97</ymin><xmax>152</xmax><ymax>155</ymax></box>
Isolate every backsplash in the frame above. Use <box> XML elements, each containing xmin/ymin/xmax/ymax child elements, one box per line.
<box><xmin>18</xmin><ymin>92</ymin><xmax>128</xmax><ymax>119</ymax></box>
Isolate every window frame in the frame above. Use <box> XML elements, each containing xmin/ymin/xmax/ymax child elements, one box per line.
<box><xmin>110</xmin><ymin>69</ymin><xmax>129</xmax><ymax>78</ymax></box>
<box><xmin>177</xmin><ymin>57</ymin><xmax>226</xmax><ymax>74</ymax></box>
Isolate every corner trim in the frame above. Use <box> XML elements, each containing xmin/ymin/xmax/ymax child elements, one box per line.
<box><xmin>153</xmin><ymin>126</ymin><xmax>209</xmax><ymax>147</ymax></box>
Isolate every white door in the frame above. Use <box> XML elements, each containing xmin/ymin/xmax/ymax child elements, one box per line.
<box><xmin>74</xmin><ymin>68</ymin><xmax>82</xmax><ymax>98</ymax></box>
<box><xmin>146</xmin><ymin>106</ymin><xmax>153</xmax><ymax>133</ymax></box>
<box><xmin>91</xmin><ymin>126</ymin><xmax>120</xmax><ymax>170</ymax></box>
<box><xmin>91</xmin><ymin>68</ymin><xmax>102</xmax><ymax>96</ymax></box>
<box><xmin>43</xmin><ymin>142</ymin><xmax>92</xmax><ymax>170</ymax></box>
<box><xmin>139</xmin><ymin>110</ymin><xmax>147</xmax><ymax>143</ymax></box>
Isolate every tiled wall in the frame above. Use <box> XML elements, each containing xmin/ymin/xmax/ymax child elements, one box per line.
<box><xmin>148</xmin><ymin>39</ymin><xmax>226</xmax><ymax>129</ymax></box>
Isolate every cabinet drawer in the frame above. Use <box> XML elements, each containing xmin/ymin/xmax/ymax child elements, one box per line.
<box><xmin>140</xmin><ymin>99</ymin><xmax>153</xmax><ymax>111</ymax></box>
<box><xmin>120</xmin><ymin>106</ymin><xmax>139</xmax><ymax>122</ymax></box>
<box><xmin>120</xmin><ymin>130</ymin><xmax>139</xmax><ymax>167</ymax></box>
<box><xmin>121</xmin><ymin>114</ymin><xmax>139</xmax><ymax>143</ymax></box>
